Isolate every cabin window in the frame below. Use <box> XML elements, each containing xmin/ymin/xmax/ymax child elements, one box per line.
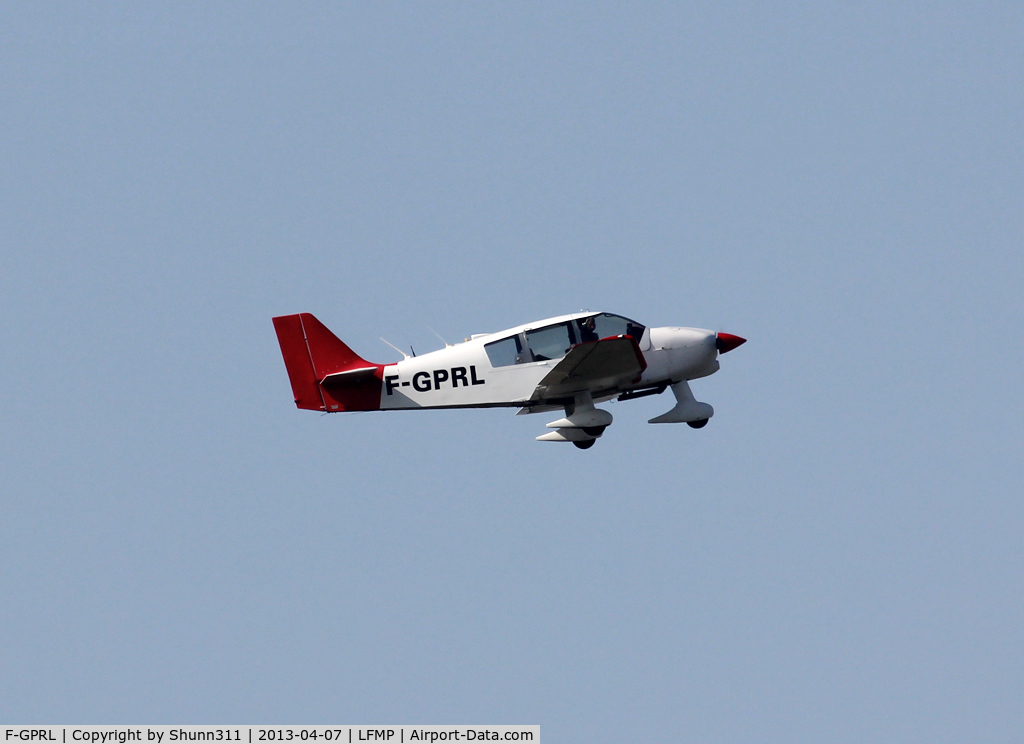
<box><xmin>525</xmin><ymin>322</ymin><xmax>575</xmax><ymax>362</ymax></box>
<box><xmin>484</xmin><ymin>334</ymin><xmax>524</xmax><ymax>367</ymax></box>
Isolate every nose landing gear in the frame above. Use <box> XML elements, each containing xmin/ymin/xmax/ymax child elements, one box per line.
<box><xmin>649</xmin><ymin>381</ymin><xmax>715</xmax><ymax>426</ymax></box>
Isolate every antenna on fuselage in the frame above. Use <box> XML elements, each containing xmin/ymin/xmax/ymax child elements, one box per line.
<box><xmin>398</xmin><ymin>331</ymin><xmax>417</xmax><ymax>357</ymax></box>
<box><xmin>428</xmin><ymin>326</ymin><xmax>452</xmax><ymax>348</ymax></box>
<box><xmin>380</xmin><ymin>337</ymin><xmax>410</xmax><ymax>360</ymax></box>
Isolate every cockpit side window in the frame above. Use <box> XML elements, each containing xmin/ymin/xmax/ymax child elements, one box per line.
<box><xmin>524</xmin><ymin>322</ymin><xmax>575</xmax><ymax>362</ymax></box>
<box><xmin>484</xmin><ymin>334</ymin><xmax>524</xmax><ymax>367</ymax></box>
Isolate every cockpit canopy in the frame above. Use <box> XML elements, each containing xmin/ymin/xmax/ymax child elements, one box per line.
<box><xmin>484</xmin><ymin>313</ymin><xmax>646</xmax><ymax>367</ymax></box>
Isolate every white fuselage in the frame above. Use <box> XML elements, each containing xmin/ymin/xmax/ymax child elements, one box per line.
<box><xmin>378</xmin><ymin>312</ymin><xmax>719</xmax><ymax>411</ymax></box>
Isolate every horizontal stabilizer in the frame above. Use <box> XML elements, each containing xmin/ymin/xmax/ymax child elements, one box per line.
<box><xmin>321</xmin><ymin>366</ymin><xmax>380</xmax><ymax>385</ymax></box>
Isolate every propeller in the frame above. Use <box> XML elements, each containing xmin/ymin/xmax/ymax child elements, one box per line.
<box><xmin>715</xmin><ymin>332</ymin><xmax>747</xmax><ymax>354</ymax></box>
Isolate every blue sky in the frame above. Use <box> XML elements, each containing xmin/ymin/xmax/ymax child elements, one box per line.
<box><xmin>2</xmin><ymin>3</ymin><xmax>1022</xmax><ymax>741</ymax></box>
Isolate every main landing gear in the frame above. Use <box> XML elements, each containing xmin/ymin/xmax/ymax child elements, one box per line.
<box><xmin>536</xmin><ymin>392</ymin><xmax>612</xmax><ymax>449</ymax></box>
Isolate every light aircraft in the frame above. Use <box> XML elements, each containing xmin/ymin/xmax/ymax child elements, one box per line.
<box><xmin>273</xmin><ymin>311</ymin><xmax>746</xmax><ymax>449</ymax></box>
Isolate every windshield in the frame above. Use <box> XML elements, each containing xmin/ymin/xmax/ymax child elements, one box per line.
<box><xmin>575</xmin><ymin>314</ymin><xmax>645</xmax><ymax>343</ymax></box>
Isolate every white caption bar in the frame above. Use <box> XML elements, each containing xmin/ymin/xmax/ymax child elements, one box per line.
<box><xmin>2</xmin><ymin>728</ymin><xmax>538</xmax><ymax>744</ymax></box>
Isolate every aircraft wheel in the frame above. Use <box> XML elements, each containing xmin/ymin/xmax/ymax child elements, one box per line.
<box><xmin>573</xmin><ymin>439</ymin><xmax>596</xmax><ymax>450</ymax></box>
<box><xmin>687</xmin><ymin>418</ymin><xmax>709</xmax><ymax>429</ymax></box>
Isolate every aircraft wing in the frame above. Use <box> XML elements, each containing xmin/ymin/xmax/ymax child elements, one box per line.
<box><xmin>530</xmin><ymin>336</ymin><xmax>647</xmax><ymax>402</ymax></box>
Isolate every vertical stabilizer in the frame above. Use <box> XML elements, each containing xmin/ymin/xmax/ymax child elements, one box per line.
<box><xmin>272</xmin><ymin>313</ymin><xmax>383</xmax><ymax>412</ymax></box>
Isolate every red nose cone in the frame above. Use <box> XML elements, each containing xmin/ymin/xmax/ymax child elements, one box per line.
<box><xmin>716</xmin><ymin>332</ymin><xmax>747</xmax><ymax>354</ymax></box>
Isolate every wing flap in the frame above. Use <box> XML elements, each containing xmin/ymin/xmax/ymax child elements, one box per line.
<box><xmin>531</xmin><ymin>336</ymin><xmax>646</xmax><ymax>401</ymax></box>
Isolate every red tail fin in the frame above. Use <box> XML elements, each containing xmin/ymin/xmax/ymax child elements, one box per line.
<box><xmin>272</xmin><ymin>313</ymin><xmax>383</xmax><ymax>412</ymax></box>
